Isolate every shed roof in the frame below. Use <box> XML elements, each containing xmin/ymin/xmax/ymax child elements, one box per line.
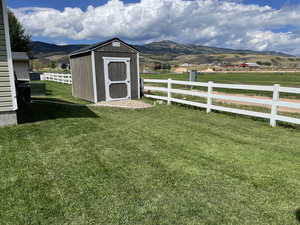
<box><xmin>12</xmin><ymin>52</ymin><xmax>29</xmax><ymax>61</ymax></box>
<box><xmin>70</xmin><ymin>38</ymin><xmax>140</xmax><ymax>57</ymax></box>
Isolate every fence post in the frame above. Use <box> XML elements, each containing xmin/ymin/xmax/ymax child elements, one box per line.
<box><xmin>167</xmin><ymin>78</ymin><xmax>172</xmax><ymax>105</ymax></box>
<box><xmin>270</xmin><ymin>84</ymin><xmax>280</xmax><ymax>127</ymax></box>
<box><xmin>207</xmin><ymin>81</ymin><xmax>213</xmax><ymax>113</ymax></box>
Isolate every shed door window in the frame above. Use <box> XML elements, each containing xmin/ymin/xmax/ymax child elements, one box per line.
<box><xmin>109</xmin><ymin>83</ymin><xmax>128</xmax><ymax>99</ymax></box>
<box><xmin>108</xmin><ymin>62</ymin><xmax>127</xmax><ymax>81</ymax></box>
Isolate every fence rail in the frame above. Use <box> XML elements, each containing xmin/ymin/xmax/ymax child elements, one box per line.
<box><xmin>143</xmin><ymin>78</ymin><xmax>300</xmax><ymax>127</ymax></box>
<box><xmin>41</xmin><ymin>73</ymin><xmax>72</xmax><ymax>84</ymax></box>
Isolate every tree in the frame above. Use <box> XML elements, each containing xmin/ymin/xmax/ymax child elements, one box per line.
<box><xmin>60</xmin><ymin>63</ymin><xmax>68</xmax><ymax>70</ymax></box>
<box><xmin>162</xmin><ymin>63</ymin><xmax>171</xmax><ymax>70</ymax></box>
<box><xmin>153</xmin><ymin>62</ymin><xmax>162</xmax><ymax>70</ymax></box>
<box><xmin>8</xmin><ymin>10</ymin><xmax>31</xmax><ymax>53</ymax></box>
<box><xmin>264</xmin><ymin>62</ymin><xmax>272</xmax><ymax>66</ymax></box>
<box><xmin>50</xmin><ymin>61</ymin><xmax>56</xmax><ymax>69</ymax></box>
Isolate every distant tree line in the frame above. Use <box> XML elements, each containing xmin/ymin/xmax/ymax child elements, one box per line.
<box><xmin>153</xmin><ymin>62</ymin><xmax>171</xmax><ymax>70</ymax></box>
<box><xmin>256</xmin><ymin>61</ymin><xmax>272</xmax><ymax>66</ymax></box>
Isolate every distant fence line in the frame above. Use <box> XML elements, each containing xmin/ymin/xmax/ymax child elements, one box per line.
<box><xmin>41</xmin><ymin>73</ymin><xmax>72</xmax><ymax>84</ymax></box>
<box><xmin>144</xmin><ymin>78</ymin><xmax>300</xmax><ymax>127</ymax></box>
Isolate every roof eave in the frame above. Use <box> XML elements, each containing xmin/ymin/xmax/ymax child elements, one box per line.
<box><xmin>70</xmin><ymin>38</ymin><xmax>140</xmax><ymax>57</ymax></box>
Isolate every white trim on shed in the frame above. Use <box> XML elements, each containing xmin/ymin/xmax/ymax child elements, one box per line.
<box><xmin>91</xmin><ymin>51</ymin><xmax>98</xmax><ymax>103</ymax></box>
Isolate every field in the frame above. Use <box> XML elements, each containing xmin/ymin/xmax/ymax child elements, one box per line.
<box><xmin>0</xmin><ymin>81</ymin><xmax>300</xmax><ymax>225</ymax></box>
<box><xmin>142</xmin><ymin>72</ymin><xmax>300</xmax><ymax>87</ymax></box>
<box><xmin>142</xmin><ymin>72</ymin><xmax>300</xmax><ymax>101</ymax></box>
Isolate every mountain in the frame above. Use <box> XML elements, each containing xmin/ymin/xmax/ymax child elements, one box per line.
<box><xmin>30</xmin><ymin>40</ymin><xmax>293</xmax><ymax>58</ymax></box>
<box><xmin>137</xmin><ymin>40</ymin><xmax>292</xmax><ymax>57</ymax></box>
<box><xmin>30</xmin><ymin>41</ymin><xmax>88</xmax><ymax>57</ymax></box>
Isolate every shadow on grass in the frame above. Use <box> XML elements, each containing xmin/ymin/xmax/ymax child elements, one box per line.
<box><xmin>32</xmin><ymin>97</ymin><xmax>81</xmax><ymax>105</ymax></box>
<box><xmin>45</xmin><ymin>89</ymin><xmax>53</xmax><ymax>96</ymax></box>
<box><xmin>17</xmin><ymin>99</ymin><xmax>98</xmax><ymax>124</ymax></box>
<box><xmin>296</xmin><ymin>208</ymin><xmax>300</xmax><ymax>223</ymax></box>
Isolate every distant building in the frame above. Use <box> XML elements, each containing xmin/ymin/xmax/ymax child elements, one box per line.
<box><xmin>239</xmin><ymin>63</ymin><xmax>260</xmax><ymax>68</ymax></box>
<box><xmin>12</xmin><ymin>52</ymin><xmax>30</xmax><ymax>81</ymax></box>
<box><xmin>180</xmin><ymin>63</ymin><xmax>190</xmax><ymax>67</ymax></box>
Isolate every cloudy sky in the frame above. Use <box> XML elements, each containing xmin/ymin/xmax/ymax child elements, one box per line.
<box><xmin>7</xmin><ymin>0</ymin><xmax>300</xmax><ymax>55</ymax></box>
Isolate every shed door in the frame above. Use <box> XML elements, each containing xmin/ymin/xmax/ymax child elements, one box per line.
<box><xmin>103</xmin><ymin>57</ymin><xmax>131</xmax><ymax>101</ymax></box>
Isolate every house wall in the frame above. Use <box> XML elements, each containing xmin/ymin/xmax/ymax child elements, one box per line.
<box><xmin>0</xmin><ymin>111</ymin><xmax>17</xmax><ymax>126</ymax></box>
<box><xmin>13</xmin><ymin>61</ymin><xmax>30</xmax><ymax>80</ymax></box>
<box><xmin>0</xmin><ymin>0</ymin><xmax>17</xmax><ymax>126</ymax></box>
<box><xmin>70</xmin><ymin>53</ymin><xmax>95</xmax><ymax>102</ymax></box>
<box><xmin>94</xmin><ymin>42</ymin><xmax>138</xmax><ymax>101</ymax></box>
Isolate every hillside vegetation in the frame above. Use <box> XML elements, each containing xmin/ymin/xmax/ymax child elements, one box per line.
<box><xmin>30</xmin><ymin>40</ymin><xmax>300</xmax><ymax>72</ymax></box>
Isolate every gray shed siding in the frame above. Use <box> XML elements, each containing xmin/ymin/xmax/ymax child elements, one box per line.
<box><xmin>70</xmin><ymin>53</ymin><xmax>94</xmax><ymax>102</ymax></box>
<box><xmin>0</xmin><ymin>0</ymin><xmax>15</xmax><ymax>113</ymax></box>
<box><xmin>94</xmin><ymin>42</ymin><xmax>138</xmax><ymax>102</ymax></box>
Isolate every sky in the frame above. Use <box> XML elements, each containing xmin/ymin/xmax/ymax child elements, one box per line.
<box><xmin>6</xmin><ymin>0</ymin><xmax>300</xmax><ymax>55</ymax></box>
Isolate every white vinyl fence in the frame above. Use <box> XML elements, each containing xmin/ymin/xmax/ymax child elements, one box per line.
<box><xmin>41</xmin><ymin>73</ymin><xmax>72</xmax><ymax>84</ymax></box>
<box><xmin>144</xmin><ymin>78</ymin><xmax>300</xmax><ymax>127</ymax></box>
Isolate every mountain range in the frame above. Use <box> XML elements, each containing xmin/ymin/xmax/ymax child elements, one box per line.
<box><xmin>30</xmin><ymin>40</ymin><xmax>293</xmax><ymax>58</ymax></box>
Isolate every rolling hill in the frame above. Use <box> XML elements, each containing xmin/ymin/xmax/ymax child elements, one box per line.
<box><xmin>137</xmin><ymin>40</ymin><xmax>292</xmax><ymax>57</ymax></box>
<box><xmin>30</xmin><ymin>40</ymin><xmax>300</xmax><ymax>72</ymax></box>
<box><xmin>31</xmin><ymin>40</ymin><xmax>293</xmax><ymax>58</ymax></box>
<box><xmin>30</xmin><ymin>41</ymin><xmax>87</xmax><ymax>57</ymax></box>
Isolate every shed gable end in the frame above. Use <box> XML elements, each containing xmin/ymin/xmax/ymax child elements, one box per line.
<box><xmin>94</xmin><ymin>40</ymin><xmax>137</xmax><ymax>53</ymax></box>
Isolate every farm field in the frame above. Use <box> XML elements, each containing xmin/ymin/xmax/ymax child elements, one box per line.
<box><xmin>142</xmin><ymin>72</ymin><xmax>300</xmax><ymax>101</ymax></box>
<box><xmin>0</xmin><ymin>82</ymin><xmax>299</xmax><ymax>225</ymax></box>
<box><xmin>142</xmin><ymin>72</ymin><xmax>300</xmax><ymax>87</ymax></box>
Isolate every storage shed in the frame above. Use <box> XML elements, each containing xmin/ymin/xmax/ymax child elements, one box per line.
<box><xmin>12</xmin><ymin>52</ymin><xmax>30</xmax><ymax>81</ymax></box>
<box><xmin>0</xmin><ymin>0</ymin><xmax>18</xmax><ymax>127</ymax></box>
<box><xmin>70</xmin><ymin>38</ymin><xmax>141</xmax><ymax>103</ymax></box>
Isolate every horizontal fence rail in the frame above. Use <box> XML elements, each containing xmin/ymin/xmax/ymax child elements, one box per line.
<box><xmin>41</xmin><ymin>73</ymin><xmax>72</xmax><ymax>85</ymax></box>
<box><xmin>144</xmin><ymin>78</ymin><xmax>300</xmax><ymax>127</ymax></box>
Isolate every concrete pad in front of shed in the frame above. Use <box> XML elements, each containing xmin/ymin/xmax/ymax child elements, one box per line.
<box><xmin>92</xmin><ymin>100</ymin><xmax>154</xmax><ymax>109</ymax></box>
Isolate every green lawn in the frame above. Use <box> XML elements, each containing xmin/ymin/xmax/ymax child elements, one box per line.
<box><xmin>0</xmin><ymin>82</ymin><xmax>300</xmax><ymax>225</ymax></box>
<box><xmin>31</xmin><ymin>81</ymin><xmax>89</xmax><ymax>104</ymax></box>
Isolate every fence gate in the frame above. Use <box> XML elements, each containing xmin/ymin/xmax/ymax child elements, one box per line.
<box><xmin>103</xmin><ymin>57</ymin><xmax>131</xmax><ymax>101</ymax></box>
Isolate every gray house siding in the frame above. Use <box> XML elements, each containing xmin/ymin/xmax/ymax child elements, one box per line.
<box><xmin>0</xmin><ymin>0</ymin><xmax>17</xmax><ymax>126</ymax></box>
<box><xmin>70</xmin><ymin>53</ymin><xmax>95</xmax><ymax>102</ymax></box>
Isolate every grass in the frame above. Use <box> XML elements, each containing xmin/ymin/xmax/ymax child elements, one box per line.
<box><xmin>1</xmin><ymin>82</ymin><xmax>300</xmax><ymax>225</ymax></box>
<box><xmin>31</xmin><ymin>81</ymin><xmax>89</xmax><ymax>104</ymax></box>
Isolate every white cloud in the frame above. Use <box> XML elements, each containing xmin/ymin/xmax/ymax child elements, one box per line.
<box><xmin>12</xmin><ymin>0</ymin><xmax>300</xmax><ymax>55</ymax></box>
